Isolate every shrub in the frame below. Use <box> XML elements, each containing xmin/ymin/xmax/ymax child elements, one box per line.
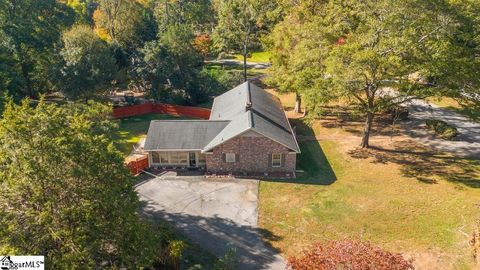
<box><xmin>193</xmin><ymin>34</ymin><xmax>213</xmax><ymax>57</ymax></box>
<box><xmin>387</xmin><ymin>106</ymin><xmax>409</xmax><ymax>121</ymax></box>
<box><xmin>425</xmin><ymin>119</ymin><xmax>458</xmax><ymax>140</ymax></box>
<box><xmin>213</xmin><ymin>245</ymin><xmax>238</xmax><ymax>270</ymax></box>
<box><xmin>287</xmin><ymin>239</ymin><xmax>414</xmax><ymax>270</ymax></box>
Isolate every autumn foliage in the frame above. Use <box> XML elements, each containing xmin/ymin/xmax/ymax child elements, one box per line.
<box><xmin>193</xmin><ymin>34</ymin><xmax>213</xmax><ymax>56</ymax></box>
<box><xmin>287</xmin><ymin>239</ymin><xmax>414</xmax><ymax>270</ymax></box>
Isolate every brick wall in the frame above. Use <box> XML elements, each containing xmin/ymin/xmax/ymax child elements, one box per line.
<box><xmin>205</xmin><ymin>131</ymin><xmax>296</xmax><ymax>176</ymax></box>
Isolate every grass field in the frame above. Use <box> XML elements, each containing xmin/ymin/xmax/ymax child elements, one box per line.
<box><xmin>206</xmin><ymin>62</ymin><xmax>268</xmax><ymax>77</ymax></box>
<box><xmin>116</xmin><ymin>114</ymin><xmax>189</xmax><ymax>155</ymax></box>
<box><xmin>234</xmin><ymin>51</ymin><xmax>272</xmax><ymax>63</ymax></box>
<box><xmin>259</xmin><ymin>91</ymin><xmax>480</xmax><ymax>269</ymax></box>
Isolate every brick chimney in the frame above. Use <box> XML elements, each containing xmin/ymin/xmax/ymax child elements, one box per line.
<box><xmin>245</xmin><ymin>101</ymin><xmax>252</xmax><ymax>111</ymax></box>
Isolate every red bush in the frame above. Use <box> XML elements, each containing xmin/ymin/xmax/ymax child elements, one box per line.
<box><xmin>288</xmin><ymin>239</ymin><xmax>414</xmax><ymax>270</ymax></box>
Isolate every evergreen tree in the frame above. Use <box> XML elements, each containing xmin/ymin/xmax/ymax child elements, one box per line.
<box><xmin>0</xmin><ymin>99</ymin><xmax>161</xmax><ymax>268</ymax></box>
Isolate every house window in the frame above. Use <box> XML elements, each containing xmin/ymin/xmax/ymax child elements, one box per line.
<box><xmin>151</xmin><ymin>152</ymin><xmax>160</xmax><ymax>164</ymax></box>
<box><xmin>159</xmin><ymin>152</ymin><xmax>169</xmax><ymax>164</ymax></box>
<box><xmin>272</xmin><ymin>153</ymin><xmax>282</xmax><ymax>167</ymax></box>
<box><xmin>170</xmin><ymin>152</ymin><xmax>188</xmax><ymax>164</ymax></box>
<box><xmin>225</xmin><ymin>153</ymin><xmax>236</xmax><ymax>163</ymax></box>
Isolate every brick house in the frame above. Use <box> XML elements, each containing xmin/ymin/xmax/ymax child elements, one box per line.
<box><xmin>143</xmin><ymin>81</ymin><xmax>300</xmax><ymax>177</ymax></box>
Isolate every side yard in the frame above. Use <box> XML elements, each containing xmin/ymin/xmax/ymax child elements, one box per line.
<box><xmin>259</xmin><ymin>92</ymin><xmax>480</xmax><ymax>269</ymax></box>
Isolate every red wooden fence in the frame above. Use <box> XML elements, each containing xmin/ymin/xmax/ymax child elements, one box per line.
<box><xmin>113</xmin><ymin>103</ymin><xmax>211</xmax><ymax>119</ymax></box>
<box><xmin>126</xmin><ymin>156</ymin><xmax>149</xmax><ymax>175</ymax></box>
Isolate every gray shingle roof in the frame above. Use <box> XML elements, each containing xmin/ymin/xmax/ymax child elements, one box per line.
<box><xmin>144</xmin><ymin>120</ymin><xmax>229</xmax><ymax>150</ymax></box>
<box><xmin>205</xmin><ymin>81</ymin><xmax>300</xmax><ymax>153</ymax></box>
<box><xmin>144</xmin><ymin>81</ymin><xmax>300</xmax><ymax>153</ymax></box>
<box><xmin>203</xmin><ymin>111</ymin><xmax>251</xmax><ymax>151</ymax></box>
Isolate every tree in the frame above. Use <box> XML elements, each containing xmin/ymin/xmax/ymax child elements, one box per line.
<box><xmin>193</xmin><ymin>34</ymin><xmax>213</xmax><ymax>57</ymax></box>
<box><xmin>56</xmin><ymin>25</ymin><xmax>116</xmax><ymax>100</ymax></box>
<box><xmin>0</xmin><ymin>99</ymin><xmax>161</xmax><ymax>268</ymax></box>
<box><xmin>132</xmin><ymin>28</ymin><xmax>216</xmax><ymax>105</ymax></box>
<box><xmin>434</xmin><ymin>1</ymin><xmax>480</xmax><ymax>110</ymax></box>
<box><xmin>264</xmin><ymin>2</ymin><xmax>313</xmax><ymax>113</ymax></box>
<box><xmin>213</xmin><ymin>0</ymin><xmax>258</xmax><ymax>81</ymax></box>
<box><xmin>0</xmin><ymin>0</ymin><xmax>74</xmax><ymax>98</ymax></box>
<box><xmin>154</xmin><ymin>0</ymin><xmax>215</xmax><ymax>35</ymax></box>
<box><xmin>268</xmin><ymin>0</ymin><xmax>478</xmax><ymax>148</ymax></box>
<box><xmin>288</xmin><ymin>239</ymin><xmax>414</xmax><ymax>270</ymax></box>
<box><xmin>212</xmin><ymin>0</ymin><xmax>283</xmax><ymax>81</ymax></box>
<box><xmin>65</xmin><ymin>0</ymin><xmax>90</xmax><ymax>24</ymax></box>
<box><xmin>95</xmin><ymin>0</ymin><xmax>156</xmax><ymax>52</ymax></box>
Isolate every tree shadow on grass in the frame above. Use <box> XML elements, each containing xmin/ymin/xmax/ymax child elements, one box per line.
<box><xmin>348</xmin><ymin>140</ymin><xmax>480</xmax><ymax>188</ymax></box>
<box><xmin>140</xmin><ymin>201</ymin><xmax>285</xmax><ymax>270</ymax></box>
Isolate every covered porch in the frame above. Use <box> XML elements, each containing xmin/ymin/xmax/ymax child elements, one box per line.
<box><xmin>148</xmin><ymin>151</ymin><xmax>206</xmax><ymax>169</ymax></box>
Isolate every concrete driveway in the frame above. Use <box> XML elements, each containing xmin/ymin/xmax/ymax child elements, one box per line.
<box><xmin>136</xmin><ymin>172</ymin><xmax>286</xmax><ymax>270</ymax></box>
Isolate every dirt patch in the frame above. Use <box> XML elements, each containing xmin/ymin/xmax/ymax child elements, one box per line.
<box><xmin>404</xmin><ymin>250</ymin><xmax>455</xmax><ymax>270</ymax></box>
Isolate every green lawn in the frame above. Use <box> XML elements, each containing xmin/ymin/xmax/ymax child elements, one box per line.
<box><xmin>259</xmin><ymin>120</ymin><xmax>480</xmax><ymax>269</ymax></box>
<box><xmin>205</xmin><ymin>62</ymin><xmax>268</xmax><ymax>77</ymax></box>
<box><xmin>234</xmin><ymin>51</ymin><xmax>272</xmax><ymax>63</ymax></box>
<box><xmin>116</xmin><ymin>114</ymin><xmax>189</xmax><ymax>155</ymax></box>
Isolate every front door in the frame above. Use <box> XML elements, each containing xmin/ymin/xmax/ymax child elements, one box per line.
<box><xmin>189</xmin><ymin>152</ymin><xmax>197</xmax><ymax>167</ymax></box>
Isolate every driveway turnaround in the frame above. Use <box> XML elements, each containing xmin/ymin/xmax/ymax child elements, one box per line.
<box><xmin>405</xmin><ymin>99</ymin><xmax>480</xmax><ymax>158</ymax></box>
<box><xmin>136</xmin><ymin>172</ymin><xmax>286</xmax><ymax>270</ymax></box>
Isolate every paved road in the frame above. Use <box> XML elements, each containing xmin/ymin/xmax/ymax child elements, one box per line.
<box><xmin>404</xmin><ymin>99</ymin><xmax>480</xmax><ymax>158</ymax></box>
<box><xmin>205</xmin><ymin>59</ymin><xmax>271</xmax><ymax>69</ymax></box>
<box><xmin>135</xmin><ymin>172</ymin><xmax>286</xmax><ymax>270</ymax></box>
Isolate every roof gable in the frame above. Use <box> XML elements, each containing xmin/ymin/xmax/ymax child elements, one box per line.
<box><xmin>205</xmin><ymin>82</ymin><xmax>300</xmax><ymax>153</ymax></box>
<box><xmin>202</xmin><ymin>111</ymin><xmax>252</xmax><ymax>152</ymax></box>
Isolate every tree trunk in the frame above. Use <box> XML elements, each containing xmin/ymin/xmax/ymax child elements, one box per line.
<box><xmin>294</xmin><ymin>92</ymin><xmax>302</xmax><ymax>113</ymax></box>
<box><xmin>360</xmin><ymin>112</ymin><xmax>374</xmax><ymax>148</ymax></box>
<box><xmin>243</xmin><ymin>43</ymin><xmax>247</xmax><ymax>82</ymax></box>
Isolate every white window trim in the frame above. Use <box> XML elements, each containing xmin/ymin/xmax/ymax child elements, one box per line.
<box><xmin>272</xmin><ymin>153</ymin><xmax>282</xmax><ymax>167</ymax></box>
<box><xmin>150</xmin><ymin>151</ymin><xmax>188</xmax><ymax>166</ymax></box>
<box><xmin>225</xmin><ymin>153</ymin><xmax>236</xmax><ymax>163</ymax></box>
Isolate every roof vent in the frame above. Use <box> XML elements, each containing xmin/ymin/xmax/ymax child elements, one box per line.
<box><xmin>245</xmin><ymin>101</ymin><xmax>252</xmax><ymax>111</ymax></box>
<box><xmin>245</xmin><ymin>82</ymin><xmax>252</xmax><ymax>111</ymax></box>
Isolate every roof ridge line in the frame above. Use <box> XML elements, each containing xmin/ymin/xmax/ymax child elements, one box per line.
<box><xmin>246</xmin><ymin>81</ymin><xmax>252</xmax><ymax>104</ymax></box>
<box><xmin>247</xmin><ymin>110</ymin><xmax>253</xmax><ymax>127</ymax></box>
<box><xmin>245</xmin><ymin>82</ymin><xmax>254</xmax><ymax>128</ymax></box>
